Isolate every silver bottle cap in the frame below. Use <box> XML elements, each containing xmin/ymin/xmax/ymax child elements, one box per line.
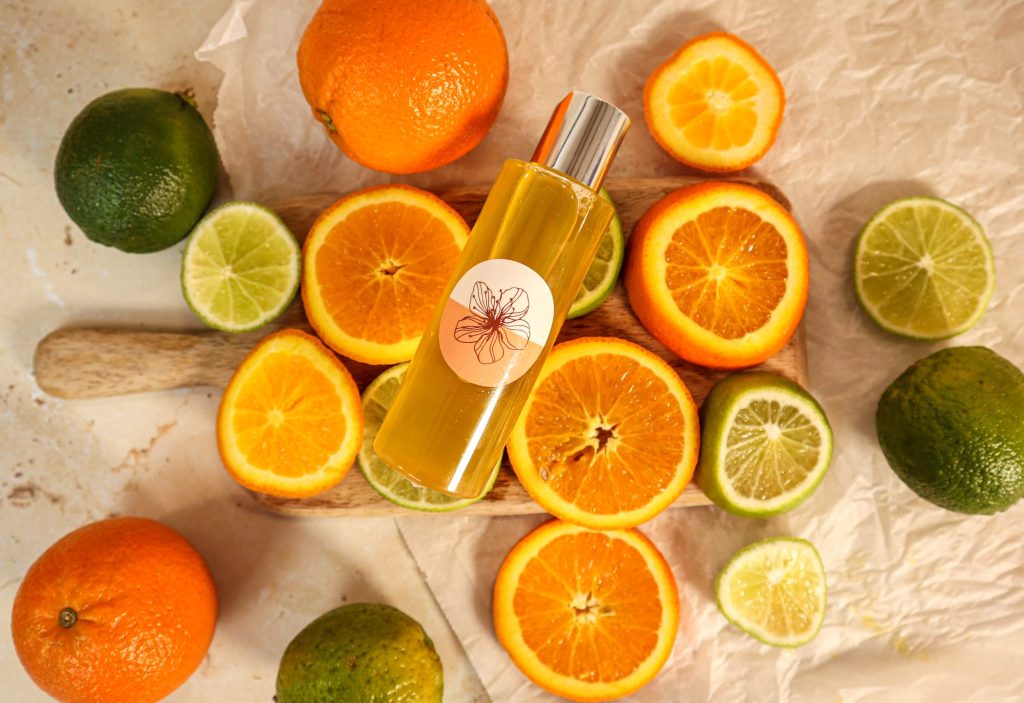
<box><xmin>531</xmin><ymin>91</ymin><xmax>630</xmax><ymax>191</ymax></box>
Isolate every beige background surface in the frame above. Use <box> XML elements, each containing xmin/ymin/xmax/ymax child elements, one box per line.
<box><xmin>3</xmin><ymin>1</ymin><xmax>1023</xmax><ymax>702</ymax></box>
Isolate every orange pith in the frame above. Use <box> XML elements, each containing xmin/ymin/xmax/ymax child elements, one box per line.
<box><xmin>302</xmin><ymin>185</ymin><xmax>469</xmax><ymax>365</ymax></box>
<box><xmin>494</xmin><ymin>520</ymin><xmax>679</xmax><ymax>702</ymax></box>
<box><xmin>624</xmin><ymin>182</ymin><xmax>808</xmax><ymax>369</ymax></box>
<box><xmin>217</xmin><ymin>329</ymin><xmax>363</xmax><ymax>497</ymax></box>
<box><xmin>507</xmin><ymin>337</ymin><xmax>699</xmax><ymax>530</ymax></box>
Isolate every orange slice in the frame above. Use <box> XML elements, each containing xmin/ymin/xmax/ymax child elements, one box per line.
<box><xmin>644</xmin><ymin>32</ymin><xmax>785</xmax><ymax>172</ymax></box>
<box><xmin>494</xmin><ymin>519</ymin><xmax>679</xmax><ymax>702</ymax></box>
<box><xmin>624</xmin><ymin>181</ymin><xmax>808</xmax><ymax>369</ymax></box>
<box><xmin>506</xmin><ymin>337</ymin><xmax>699</xmax><ymax>529</ymax></box>
<box><xmin>302</xmin><ymin>185</ymin><xmax>470</xmax><ymax>364</ymax></box>
<box><xmin>217</xmin><ymin>329</ymin><xmax>363</xmax><ymax>497</ymax></box>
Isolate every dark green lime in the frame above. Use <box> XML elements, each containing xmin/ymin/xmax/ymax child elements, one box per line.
<box><xmin>54</xmin><ymin>87</ymin><xmax>219</xmax><ymax>253</ymax></box>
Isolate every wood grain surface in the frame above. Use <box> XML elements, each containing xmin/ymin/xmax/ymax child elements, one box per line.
<box><xmin>34</xmin><ymin>176</ymin><xmax>807</xmax><ymax>516</ymax></box>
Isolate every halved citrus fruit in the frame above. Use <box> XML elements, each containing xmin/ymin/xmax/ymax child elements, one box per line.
<box><xmin>644</xmin><ymin>32</ymin><xmax>785</xmax><ymax>172</ymax></box>
<box><xmin>624</xmin><ymin>181</ymin><xmax>808</xmax><ymax>369</ymax></box>
<box><xmin>217</xmin><ymin>329</ymin><xmax>363</xmax><ymax>497</ymax></box>
<box><xmin>506</xmin><ymin>337</ymin><xmax>699</xmax><ymax>529</ymax></box>
<box><xmin>494</xmin><ymin>519</ymin><xmax>679</xmax><ymax>702</ymax></box>
<box><xmin>302</xmin><ymin>185</ymin><xmax>470</xmax><ymax>364</ymax></box>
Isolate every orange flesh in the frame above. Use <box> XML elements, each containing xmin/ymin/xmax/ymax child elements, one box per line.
<box><xmin>524</xmin><ymin>353</ymin><xmax>686</xmax><ymax>514</ymax></box>
<box><xmin>512</xmin><ymin>531</ymin><xmax>663</xmax><ymax>682</ymax></box>
<box><xmin>313</xmin><ymin>202</ymin><xmax>461</xmax><ymax>343</ymax></box>
<box><xmin>664</xmin><ymin>206</ymin><xmax>788</xmax><ymax>339</ymax></box>
<box><xmin>667</xmin><ymin>57</ymin><xmax>759</xmax><ymax>150</ymax></box>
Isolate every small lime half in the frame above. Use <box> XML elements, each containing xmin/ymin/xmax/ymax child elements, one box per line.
<box><xmin>568</xmin><ymin>188</ymin><xmax>625</xmax><ymax>318</ymax></box>
<box><xmin>181</xmin><ymin>201</ymin><xmax>300</xmax><ymax>332</ymax></box>
<box><xmin>716</xmin><ymin>537</ymin><xmax>827</xmax><ymax>648</ymax></box>
<box><xmin>359</xmin><ymin>363</ymin><xmax>499</xmax><ymax>511</ymax></box>
<box><xmin>697</xmin><ymin>372</ymin><xmax>833</xmax><ymax>518</ymax></box>
<box><xmin>853</xmin><ymin>196</ymin><xmax>995</xmax><ymax>339</ymax></box>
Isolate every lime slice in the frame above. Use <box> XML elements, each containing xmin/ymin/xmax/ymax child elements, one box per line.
<box><xmin>853</xmin><ymin>196</ymin><xmax>995</xmax><ymax>339</ymax></box>
<box><xmin>716</xmin><ymin>537</ymin><xmax>826</xmax><ymax>648</ymax></box>
<box><xmin>697</xmin><ymin>372</ymin><xmax>833</xmax><ymax>518</ymax></box>
<box><xmin>181</xmin><ymin>202</ymin><xmax>300</xmax><ymax>332</ymax></box>
<box><xmin>359</xmin><ymin>363</ymin><xmax>499</xmax><ymax>511</ymax></box>
<box><xmin>568</xmin><ymin>188</ymin><xmax>625</xmax><ymax>319</ymax></box>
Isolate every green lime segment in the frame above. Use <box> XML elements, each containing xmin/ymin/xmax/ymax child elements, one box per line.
<box><xmin>697</xmin><ymin>373</ymin><xmax>833</xmax><ymax>518</ymax></box>
<box><xmin>716</xmin><ymin>537</ymin><xmax>827</xmax><ymax>648</ymax></box>
<box><xmin>854</xmin><ymin>196</ymin><xmax>995</xmax><ymax>339</ymax></box>
<box><xmin>360</xmin><ymin>363</ymin><xmax>499</xmax><ymax>511</ymax></box>
<box><xmin>181</xmin><ymin>202</ymin><xmax>300</xmax><ymax>332</ymax></box>
<box><xmin>568</xmin><ymin>188</ymin><xmax>625</xmax><ymax>319</ymax></box>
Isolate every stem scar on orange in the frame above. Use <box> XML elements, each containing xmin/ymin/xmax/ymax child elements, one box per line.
<box><xmin>624</xmin><ymin>181</ymin><xmax>809</xmax><ymax>369</ymax></box>
<box><xmin>11</xmin><ymin>517</ymin><xmax>217</xmax><ymax>703</ymax></box>
<box><xmin>493</xmin><ymin>519</ymin><xmax>680</xmax><ymax>702</ymax></box>
<box><xmin>216</xmin><ymin>328</ymin><xmax>363</xmax><ymax>498</ymax></box>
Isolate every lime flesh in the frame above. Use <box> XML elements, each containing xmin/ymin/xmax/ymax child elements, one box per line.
<box><xmin>854</xmin><ymin>196</ymin><xmax>995</xmax><ymax>339</ymax></box>
<box><xmin>568</xmin><ymin>188</ymin><xmax>624</xmax><ymax>318</ymax></box>
<box><xmin>716</xmin><ymin>537</ymin><xmax>827</xmax><ymax>648</ymax></box>
<box><xmin>181</xmin><ymin>202</ymin><xmax>300</xmax><ymax>332</ymax></box>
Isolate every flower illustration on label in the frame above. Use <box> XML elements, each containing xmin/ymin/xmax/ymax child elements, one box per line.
<box><xmin>453</xmin><ymin>282</ymin><xmax>531</xmax><ymax>364</ymax></box>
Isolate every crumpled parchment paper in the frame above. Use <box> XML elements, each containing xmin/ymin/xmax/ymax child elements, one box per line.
<box><xmin>197</xmin><ymin>1</ymin><xmax>1024</xmax><ymax>700</ymax></box>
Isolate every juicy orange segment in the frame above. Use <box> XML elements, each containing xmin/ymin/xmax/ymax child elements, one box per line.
<box><xmin>217</xmin><ymin>329</ymin><xmax>363</xmax><ymax>497</ymax></box>
<box><xmin>302</xmin><ymin>185</ymin><xmax>469</xmax><ymax>364</ymax></box>
<box><xmin>494</xmin><ymin>520</ymin><xmax>679</xmax><ymax>702</ymax></box>
<box><xmin>507</xmin><ymin>337</ymin><xmax>699</xmax><ymax>529</ymax></box>
<box><xmin>625</xmin><ymin>182</ymin><xmax>808</xmax><ymax>369</ymax></box>
<box><xmin>644</xmin><ymin>32</ymin><xmax>784</xmax><ymax>172</ymax></box>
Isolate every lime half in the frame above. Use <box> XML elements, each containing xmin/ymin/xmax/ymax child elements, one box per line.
<box><xmin>568</xmin><ymin>188</ymin><xmax>625</xmax><ymax>319</ymax></box>
<box><xmin>716</xmin><ymin>537</ymin><xmax>827</xmax><ymax>648</ymax></box>
<box><xmin>359</xmin><ymin>363</ymin><xmax>499</xmax><ymax>511</ymax></box>
<box><xmin>854</xmin><ymin>196</ymin><xmax>995</xmax><ymax>339</ymax></box>
<box><xmin>697</xmin><ymin>372</ymin><xmax>833</xmax><ymax>518</ymax></box>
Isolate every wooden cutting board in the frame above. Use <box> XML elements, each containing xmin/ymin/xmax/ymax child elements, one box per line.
<box><xmin>34</xmin><ymin>176</ymin><xmax>807</xmax><ymax>516</ymax></box>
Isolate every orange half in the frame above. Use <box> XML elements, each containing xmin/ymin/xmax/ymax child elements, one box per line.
<box><xmin>507</xmin><ymin>337</ymin><xmax>699</xmax><ymax>529</ymax></box>
<box><xmin>217</xmin><ymin>329</ymin><xmax>363</xmax><ymax>497</ymax></box>
<box><xmin>494</xmin><ymin>520</ymin><xmax>680</xmax><ymax>702</ymax></box>
<box><xmin>644</xmin><ymin>32</ymin><xmax>785</xmax><ymax>172</ymax></box>
<box><xmin>302</xmin><ymin>185</ymin><xmax>470</xmax><ymax>364</ymax></box>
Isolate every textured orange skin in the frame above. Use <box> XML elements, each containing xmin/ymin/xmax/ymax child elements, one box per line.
<box><xmin>297</xmin><ymin>0</ymin><xmax>509</xmax><ymax>174</ymax></box>
<box><xmin>643</xmin><ymin>32</ymin><xmax>785</xmax><ymax>173</ymax></box>
<box><xmin>10</xmin><ymin>517</ymin><xmax>217</xmax><ymax>703</ymax></box>
<box><xmin>623</xmin><ymin>182</ymin><xmax>808</xmax><ymax>369</ymax></box>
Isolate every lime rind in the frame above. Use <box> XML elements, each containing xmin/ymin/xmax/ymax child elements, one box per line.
<box><xmin>715</xmin><ymin>537</ymin><xmax>827</xmax><ymax>648</ymax></box>
<box><xmin>358</xmin><ymin>363</ymin><xmax>499</xmax><ymax>512</ymax></box>
<box><xmin>853</xmin><ymin>196</ymin><xmax>995</xmax><ymax>340</ymax></box>
<box><xmin>568</xmin><ymin>188</ymin><xmax>625</xmax><ymax>319</ymax></box>
<box><xmin>182</xmin><ymin>201</ymin><xmax>300</xmax><ymax>333</ymax></box>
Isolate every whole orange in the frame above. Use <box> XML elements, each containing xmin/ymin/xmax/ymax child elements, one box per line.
<box><xmin>297</xmin><ymin>0</ymin><xmax>509</xmax><ymax>174</ymax></box>
<box><xmin>10</xmin><ymin>517</ymin><xmax>217</xmax><ymax>703</ymax></box>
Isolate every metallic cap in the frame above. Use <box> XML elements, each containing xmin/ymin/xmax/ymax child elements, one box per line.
<box><xmin>531</xmin><ymin>91</ymin><xmax>630</xmax><ymax>191</ymax></box>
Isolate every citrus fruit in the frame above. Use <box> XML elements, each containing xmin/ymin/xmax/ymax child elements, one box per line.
<box><xmin>876</xmin><ymin>346</ymin><xmax>1024</xmax><ymax>515</ymax></box>
<box><xmin>181</xmin><ymin>202</ymin><xmax>300</xmax><ymax>332</ymax></box>
<box><xmin>697</xmin><ymin>372</ymin><xmax>833</xmax><ymax>518</ymax></box>
<box><xmin>493</xmin><ymin>519</ymin><xmax>679</xmax><ymax>702</ymax></box>
<box><xmin>644</xmin><ymin>33</ymin><xmax>785</xmax><ymax>172</ymax></box>
<box><xmin>11</xmin><ymin>517</ymin><xmax>217</xmax><ymax>703</ymax></box>
<box><xmin>716</xmin><ymin>537</ymin><xmax>826</xmax><ymax>648</ymax></box>
<box><xmin>277</xmin><ymin>603</ymin><xmax>442</xmax><ymax>703</ymax></box>
<box><xmin>55</xmin><ymin>88</ymin><xmax>219</xmax><ymax>253</ymax></box>
<box><xmin>568</xmin><ymin>188</ymin><xmax>625</xmax><ymax>319</ymax></box>
<box><xmin>506</xmin><ymin>337</ymin><xmax>699</xmax><ymax>530</ymax></box>
<box><xmin>297</xmin><ymin>0</ymin><xmax>508</xmax><ymax>174</ymax></box>
<box><xmin>302</xmin><ymin>185</ymin><xmax>470</xmax><ymax>365</ymax></box>
<box><xmin>624</xmin><ymin>181</ymin><xmax>809</xmax><ymax>369</ymax></box>
<box><xmin>217</xmin><ymin>329</ymin><xmax>363</xmax><ymax>497</ymax></box>
<box><xmin>359</xmin><ymin>362</ymin><xmax>500</xmax><ymax>511</ymax></box>
<box><xmin>853</xmin><ymin>196</ymin><xmax>995</xmax><ymax>339</ymax></box>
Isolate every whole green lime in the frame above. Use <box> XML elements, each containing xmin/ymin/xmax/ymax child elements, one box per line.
<box><xmin>276</xmin><ymin>603</ymin><xmax>443</xmax><ymax>703</ymax></box>
<box><xmin>55</xmin><ymin>88</ymin><xmax>219</xmax><ymax>253</ymax></box>
<box><xmin>876</xmin><ymin>346</ymin><xmax>1024</xmax><ymax>515</ymax></box>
